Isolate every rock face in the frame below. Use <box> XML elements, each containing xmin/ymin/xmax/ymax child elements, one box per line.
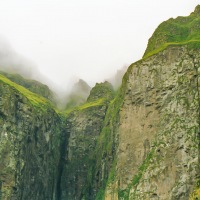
<box><xmin>0</xmin><ymin>5</ymin><xmax>200</xmax><ymax>200</ymax></box>
<box><xmin>58</xmin><ymin>82</ymin><xmax>114</xmax><ymax>200</ymax></box>
<box><xmin>65</xmin><ymin>79</ymin><xmax>91</xmax><ymax>109</ymax></box>
<box><xmin>108</xmin><ymin>45</ymin><xmax>200</xmax><ymax>199</ymax></box>
<box><xmin>0</xmin><ymin>75</ymin><xmax>63</xmax><ymax>200</ymax></box>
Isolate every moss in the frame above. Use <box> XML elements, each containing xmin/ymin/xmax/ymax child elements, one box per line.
<box><xmin>189</xmin><ymin>179</ymin><xmax>200</xmax><ymax>199</ymax></box>
<box><xmin>64</xmin><ymin>98</ymin><xmax>106</xmax><ymax>116</ymax></box>
<box><xmin>118</xmin><ymin>188</ymin><xmax>130</xmax><ymax>200</ymax></box>
<box><xmin>143</xmin><ymin>40</ymin><xmax>200</xmax><ymax>59</ymax></box>
<box><xmin>77</xmin><ymin>98</ymin><xmax>105</xmax><ymax>110</ymax></box>
<box><xmin>87</xmin><ymin>81</ymin><xmax>114</xmax><ymax>102</ymax></box>
<box><xmin>189</xmin><ymin>188</ymin><xmax>200</xmax><ymax>200</ymax></box>
<box><xmin>0</xmin><ymin>71</ymin><xmax>54</xmax><ymax>102</ymax></box>
<box><xmin>95</xmin><ymin>188</ymin><xmax>105</xmax><ymax>200</ymax></box>
<box><xmin>83</xmin><ymin>74</ymin><xmax>128</xmax><ymax>198</ymax></box>
<box><xmin>0</xmin><ymin>74</ymin><xmax>53</xmax><ymax>111</ymax></box>
<box><xmin>117</xmin><ymin>149</ymin><xmax>155</xmax><ymax>199</ymax></box>
<box><xmin>143</xmin><ymin>5</ymin><xmax>200</xmax><ymax>58</ymax></box>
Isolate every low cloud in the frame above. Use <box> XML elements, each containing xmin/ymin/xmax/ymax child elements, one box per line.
<box><xmin>0</xmin><ymin>37</ymin><xmax>128</xmax><ymax>108</ymax></box>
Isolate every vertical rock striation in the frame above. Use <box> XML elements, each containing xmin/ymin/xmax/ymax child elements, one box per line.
<box><xmin>0</xmin><ymin>5</ymin><xmax>200</xmax><ymax>200</ymax></box>
<box><xmin>58</xmin><ymin>82</ymin><xmax>114</xmax><ymax>200</ymax></box>
<box><xmin>0</xmin><ymin>76</ymin><xmax>63</xmax><ymax>200</ymax></box>
<box><xmin>109</xmin><ymin>46</ymin><xmax>200</xmax><ymax>199</ymax></box>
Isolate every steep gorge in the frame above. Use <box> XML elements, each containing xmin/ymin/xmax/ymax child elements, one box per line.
<box><xmin>0</xmin><ymin>5</ymin><xmax>200</xmax><ymax>200</ymax></box>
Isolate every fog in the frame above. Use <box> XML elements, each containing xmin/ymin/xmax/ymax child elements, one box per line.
<box><xmin>0</xmin><ymin>38</ymin><xmax>126</xmax><ymax>110</ymax></box>
<box><xmin>0</xmin><ymin>1</ymin><xmax>199</xmax><ymax>100</ymax></box>
<box><xmin>0</xmin><ymin>38</ymin><xmax>127</xmax><ymax>100</ymax></box>
<box><xmin>0</xmin><ymin>38</ymin><xmax>59</xmax><ymax>92</ymax></box>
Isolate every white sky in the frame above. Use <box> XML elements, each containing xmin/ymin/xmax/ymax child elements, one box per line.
<box><xmin>0</xmin><ymin>0</ymin><xmax>199</xmax><ymax>89</ymax></box>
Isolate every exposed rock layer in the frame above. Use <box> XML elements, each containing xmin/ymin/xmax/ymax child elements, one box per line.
<box><xmin>0</xmin><ymin>79</ymin><xmax>63</xmax><ymax>200</ymax></box>
<box><xmin>0</xmin><ymin>6</ymin><xmax>200</xmax><ymax>200</ymax></box>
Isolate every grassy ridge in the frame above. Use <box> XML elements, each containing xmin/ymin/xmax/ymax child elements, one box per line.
<box><xmin>0</xmin><ymin>71</ymin><xmax>54</xmax><ymax>102</ymax></box>
<box><xmin>143</xmin><ymin>40</ymin><xmax>200</xmax><ymax>59</ymax></box>
<box><xmin>0</xmin><ymin>74</ymin><xmax>52</xmax><ymax>110</ymax></box>
<box><xmin>64</xmin><ymin>98</ymin><xmax>106</xmax><ymax>116</ymax></box>
<box><xmin>143</xmin><ymin>5</ymin><xmax>200</xmax><ymax>58</ymax></box>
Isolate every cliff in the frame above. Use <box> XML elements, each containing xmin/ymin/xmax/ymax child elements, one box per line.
<box><xmin>59</xmin><ymin>82</ymin><xmax>114</xmax><ymax>200</ymax></box>
<box><xmin>0</xmin><ymin>74</ymin><xmax>63</xmax><ymax>200</ymax></box>
<box><xmin>65</xmin><ymin>79</ymin><xmax>91</xmax><ymax>109</ymax></box>
<box><xmin>83</xmin><ymin>6</ymin><xmax>200</xmax><ymax>199</ymax></box>
<box><xmin>104</xmin><ymin>45</ymin><xmax>200</xmax><ymax>200</ymax></box>
<box><xmin>0</xmin><ymin>5</ymin><xmax>200</xmax><ymax>200</ymax></box>
<box><xmin>0</xmin><ymin>71</ymin><xmax>55</xmax><ymax>102</ymax></box>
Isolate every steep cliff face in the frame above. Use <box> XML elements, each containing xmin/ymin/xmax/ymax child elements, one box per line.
<box><xmin>104</xmin><ymin>45</ymin><xmax>199</xmax><ymax>200</ymax></box>
<box><xmin>58</xmin><ymin>82</ymin><xmax>114</xmax><ymax>200</ymax></box>
<box><xmin>0</xmin><ymin>5</ymin><xmax>200</xmax><ymax>200</ymax></box>
<box><xmin>99</xmin><ymin>7</ymin><xmax>200</xmax><ymax>200</ymax></box>
<box><xmin>0</xmin><ymin>74</ymin><xmax>63</xmax><ymax>200</ymax></box>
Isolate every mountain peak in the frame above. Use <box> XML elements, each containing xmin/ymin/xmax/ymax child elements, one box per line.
<box><xmin>143</xmin><ymin>5</ymin><xmax>200</xmax><ymax>58</ymax></box>
<box><xmin>193</xmin><ymin>4</ymin><xmax>200</xmax><ymax>15</ymax></box>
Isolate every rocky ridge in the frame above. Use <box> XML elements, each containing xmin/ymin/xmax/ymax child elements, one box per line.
<box><xmin>0</xmin><ymin>5</ymin><xmax>200</xmax><ymax>200</ymax></box>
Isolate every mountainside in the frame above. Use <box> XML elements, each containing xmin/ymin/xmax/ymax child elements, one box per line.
<box><xmin>104</xmin><ymin>45</ymin><xmax>199</xmax><ymax>200</ymax></box>
<box><xmin>0</xmin><ymin>71</ymin><xmax>55</xmax><ymax>102</ymax></box>
<box><xmin>143</xmin><ymin>5</ymin><xmax>200</xmax><ymax>58</ymax></box>
<box><xmin>59</xmin><ymin>82</ymin><xmax>114</xmax><ymax>200</ymax></box>
<box><xmin>0</xmin><ymin>74</ymin><xmax>62</xmax><ymax>200</ymax></box>
<box><xmin>0</xmin><ymin>5</ymin><xmax>200</xmax><ymax>200</ymax></box>
<box><xmin>65</xmin><ymin>79</ymin><xmax>91</xmax><ymax>109</ymax></box>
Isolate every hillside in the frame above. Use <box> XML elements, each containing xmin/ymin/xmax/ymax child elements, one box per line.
<box><xmin>0</xmin><ymin>71</ymin><xmax>55</xmax><ymax>102</ymax></box>
<box><xmin>143</xmin><ymin>5</ymin><xmax>200</xmax><ymax>58</ymax></box>
<box><xmin>0</xmin><ymin>5</ymin><xmax>200</xmax><ymax>200</ymax></box>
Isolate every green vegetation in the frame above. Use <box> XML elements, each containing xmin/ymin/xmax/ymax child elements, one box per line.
<box><xmin>64</xmin><ymin>81</ymin><xmax>115</xmax><ymax>116</ymax></box>
<box><xmin>87</xmin><ymin>81</ymin><xmax>115</xmax><ymax>102</ymax></box>
<box><xmin>118</xmin><ymin>149</ymin><xmax>155</xmax><ymax>199</ymax></box>
<box><xmin>65</xmin><ymin>94</ymin><xmax>87</xmax><ymax>110</ymax></box>
<box><xmin>0</xmin><ymin>71</ymin><xmax>54</xmax><ymax>102</ymax></box>
<box><xmin>143</xmin><ymin>40</ymin><xmax>200</xmax><ymax>59</ymax></box>
<box><xmin>64</xmin><ymin>98</ymin><xmax>106</xmax><ymax>116</ymax></box>
<box><xmin>72</xmin><ymin>98</ymin><xmax>105</xmax><ymax>110</ymax></box>
<box><xmin>95</xmin><ymin>188</ymin><xmax>105</xmax><ymax>200</ymax></box>
<box><xmin>189</xmin><ymin>179</ymin><xmax>200</xmax><ymax>200</ymax></box>
<box><xmin>87</xmin><ymin>72</ymin><xmax>129</xmax><ymax>199</ymax></box>
<box><xmin>86</xmin><ymin>64</ymin><xmax>136</xmax><ymax>199</ymax></box>
<box><xmin>0</xmin><ymin>74</ymin><xmax>53</xmax><ymax>110</ymax></box>
<box><xmin>143</xmin><ymin>5</ymin><xmax>200</xmax><ymax>58</ymax></box>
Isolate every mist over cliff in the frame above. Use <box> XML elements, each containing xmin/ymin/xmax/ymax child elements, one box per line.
<box><xmin>0</xmin><ymin>4</ymin><xmax>200</xmax><ymax>200</ymax></box>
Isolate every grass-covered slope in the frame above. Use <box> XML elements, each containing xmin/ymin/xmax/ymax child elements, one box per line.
<box><xmin>0</xmin><ymin>71</ymin><xmax>64</xmax><ymax>200</ymax></box>
<box><xmin>0</xmin><ymin>74</ymin><xmax>53</xmax><ymax>110</ymax></box>
<box><xmin>58</xmin><ymin>81</ymin><xmax>115</xmax><ymax>200</ymax></box>
<box><xmin>0</xmin><ymin>71</ymin><xmax>55</xmax><ymax>102</ymax></box>
<box><xmin>64</xmin><ymin>81</ymin><xmax>115</xmax><ymax>115</ymax></box>
<box><xmin>143</xmin><ymin>5</ymin><xmax>200</xmax><ymax>58</ymax></box>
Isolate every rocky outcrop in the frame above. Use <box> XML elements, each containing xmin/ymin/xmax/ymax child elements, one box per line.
<box><xmin>0</xmin><ymin>75</ymin><xmax>63</xmax><ymax>200</ymax></box>
<box><xmin>104</xmin><ymin>45</ymin><xmax>200</xmax><ymax>200</ymax></box>
<box><xmin>143</xmin><ymin>5</ymin><xmax>200</xmax><ymax>58</ymax></box>
<box><xmin>0</xmin><ymin>71</ymin><xmax>55</xmax><ymax>102</ymax></box>
<box><xmin>65</xmin><ymin>79</ymin><xmax>91</xmax><ymax>109</ymax></box>
<box><xmin>0</xmin><ymin>5</ymin><xmax>200</xmax><ymax>200</ymax></box>
<box><xmin>58</xmin><ymin>82</ymin><xmax>114</xmax><ymax>200</ymax></box>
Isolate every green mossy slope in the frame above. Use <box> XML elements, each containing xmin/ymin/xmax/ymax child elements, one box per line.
<box><xmin>0</xmin><ymin>74</ymin><xmax>53</xmax><ymax>111</ymax></box>
<box><xmin>0</xmin><ymin>71</ymin><xmax>54</xmax><ymax>102</ymax></box>
<box><xmin>143</xmin><ymin>5</ymin><xmax>200</xmax><ymax>58</ymax></box>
